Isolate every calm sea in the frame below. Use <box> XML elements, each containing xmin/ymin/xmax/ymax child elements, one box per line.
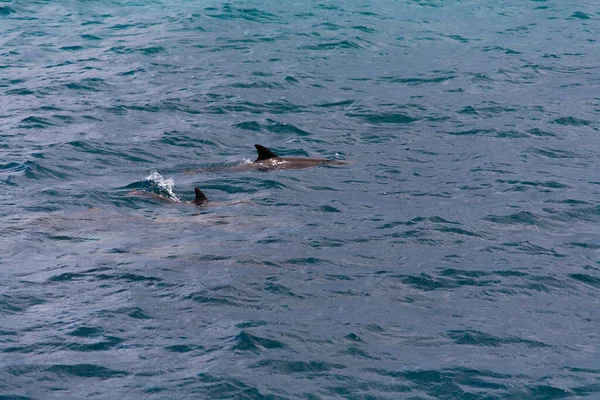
<box><xmin>1</xmin><ymin>0</ymin><xmax>600</xmax><ymax>398</ymax></box>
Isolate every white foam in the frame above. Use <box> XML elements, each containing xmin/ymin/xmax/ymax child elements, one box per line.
<box><xmin>144</xmin><ymin>170</ymin><xmax>180</xmax><ymax>201</ymax></box>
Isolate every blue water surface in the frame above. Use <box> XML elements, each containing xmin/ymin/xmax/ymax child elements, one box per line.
<box><xmin>1</xmin><ymin>0</ymin><xmax>600</xmax><ymax>398</ymax></box>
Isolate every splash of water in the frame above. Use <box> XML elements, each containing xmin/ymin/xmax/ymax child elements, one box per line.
<box><xmin>144</xmin><ymin>170</ymin><xmax>180</xmax><ymax>202</ymax></box>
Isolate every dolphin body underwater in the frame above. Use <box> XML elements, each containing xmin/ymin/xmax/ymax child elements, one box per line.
<box><xmin>129</xmin><ymin>187</ymin><xmax>254</xmax><ymax>207</ymax></box>
<box><xmin>252</xmin><ymin>144</ymin><xmax>350</xmax><ymax>170</ymax></box>
<box><xmin>128</xmin><ymin>187</ymin><xmax>209</xmax><ymax>206</ymax></box>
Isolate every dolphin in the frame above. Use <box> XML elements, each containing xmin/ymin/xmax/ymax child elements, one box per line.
<box><xmin>184</xmin><ymin>144</ymin><xmax>351</xmax><ymax>174</ymax></box>
<box><xmin>128</xmin><ymin>187</ymin><xmax>253</xmax><ymax>207</ymax></box>
<box><xmin>252</xmin><ymin>144</ymin><xmax>350</xmax><ymax>170</ymax></box>
<box><xmin>128</xmin><ymin>187</ymin><xmax>209</xmax><ymax>206</ymax></box>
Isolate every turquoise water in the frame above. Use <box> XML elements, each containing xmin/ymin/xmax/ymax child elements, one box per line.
<box><xmin>2</xmin><ymin>1</ymin><xmax>600</xmax><ymax>398</ymax></box>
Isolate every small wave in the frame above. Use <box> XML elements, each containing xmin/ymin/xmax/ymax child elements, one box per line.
<box><xmin>6</xmin><ymin>88</ymin><xmax>35</xmax><ymax>95</ymax></box>
<box><xmin>353</xmin><ymin>25</ymin><xmax>377</xmax><ymax>33</ymax></box>
<box><xmin>446</xmin><ymin>330</ymin><xmax>549</xmax><ymax>348</ymax></box>
<box><xmin>486</xmin><ymin>241</ymin><xmax>566</xmax><ymax>258</ymax></box>
<box><xmin>482</xmin><ymin>45</ymin><xmax>522</xmax><ymax>55</ymax></box>
<box><xmin>206</xmin><ymin>5</ymin><xmax>284</xmax><ymax>24</ymax></box>
<box><xmin>185</xmin><ymin>285</ymin><xmax>260</xmax><ymax>308</ymax></box>
<box><xmin>528</xmin><ymin>128</ymin><xmax>555</xmax><ymax>137</ymax></box>
<box><xmin>346</xmin><ymin>112</ymin><xmax>420</xmax><ymax>124</ymax></box>
<box><xmin>232</xmin><ymin>330</ymin><xmax>286</xmax><ymax>352</ymax></box>
<box><xmin>19</xmin><ymin>116</ymin><xmax>54</xmax><ymax>129</ymax></box>
<box><xmin>63</xmin><ymin>78</ymin><xmax>108</xmax><ymax>92</ymax></box>
<box><xmin>22</xmin><ymin>160</ymin><xmax>71</xmax><ymax>180</ymax></box>
<box><xmin>569</xmin><ymin>11</ymin><xmax>591</xmax><ymax>20</ymax></box>
<box><xmin>1</xmin><ymin>294</ymin><xmax>46</xmax><ymax>314</ymax></box>
<box><xmin>0</xmin><ymin>161</ymin><xmax>28</xmax><ymax>173</ymax></box>
<box><xmin>484</xmin><ymin>211</ymin><xmax>541</xmax><ymax>226</ymax></box>
<box><xmin>269</xmin><ymin>121</ymin><xmax>310</xmax><ymax>135</ymax></box>
<box><xmin>46</xmin><ymin>364</ymin><xmax>129</xmax><ymax>378</ymax></box>
<box><xmin>206</xmin><ymin>100</ymin><xmax>304</xmax><ymax>115</ymax></box>
<box><xmin>387</xmin><ymin>75</ymin><xmax>456</xmax><ymax>85</ymax></box>
<box><xmin>81</xmin><ymin>34</ymin><xmax>102</xmax><ymax>41</ymax></box>
<box><xmin>530</xmin><ymin>147</ymin><xmax>579</xmax><ymax>159</ymax></box>
<box><xmin>140</xmin><ymin>46</ymin><xmax>165</xmax><ymax>55</ymax></box>
<box><xmin>300</xmin><ymin>40</ymin><xmax>363</xmax><ymax>50</ymax></box>
<box><xmin>552</xmin><ymin>116</ymin><xmax>594</xmax><ymax>127</ymax></box>
<box><xmin>0</xmin><ymin>6</ymin><xmax>15</xmax><ymax>15</ymax></box>
<box><xmin>235</xmin><ymin>121</ymin><xmax>261</xmax><ymax>131</ymax></box>
<box><xmin>444</xmin><ymin>128</ymin><xmax>495</xmax><ymax>136</ymax></box>
<box><xmin>569</xmin><ymin>274</ymin><xmax>600</xmax><ymax>288</ymax></box>
<box><xmin>164</xmin><ymin>344</ymin><xmax>204</xmax><ymax>353</ymax></box>
<box><xmin>230</xmin><ymin>81</ymin><xmax>284</xmax><ymax>89</ymax></box>
<box><xmin>115</xmin><ymin>68</ymin><xmax>145</xmax><ymax>76</ymax></box>
<box><xmin>250</xmin><ymin>359</ymin><xmax>346</xmax><ymax>373</ymax></box>
<box><xmin>59</xmin><ymin>46</ymin><xmax>84</xmax><ymax>51</ymax></box>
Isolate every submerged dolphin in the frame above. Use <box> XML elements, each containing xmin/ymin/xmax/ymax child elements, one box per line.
<box><xmin>128</xmin><ymin>187</ymin><xmax>209</xmax><ymax>206</ymax></box>
<box><xmin>128</xmin><ymin>187</ymin><xmax>253</xmax><ymax>207</ymax></box>
<box><xmin>252</xmin><ymin>144</ymin><xmax>350</xmax><ymax>170</ymax></box>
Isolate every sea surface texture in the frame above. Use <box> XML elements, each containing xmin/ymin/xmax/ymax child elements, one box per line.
<box><xmin>1</xmin><ymin>0</ymin><xmax>600</xmax><ymax>398</ymax></box>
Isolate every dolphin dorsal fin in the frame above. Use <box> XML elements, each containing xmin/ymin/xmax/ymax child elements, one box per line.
<box><xmin>254</xmin><ymin>144</ymin><xmax>278</xmax><ymax>161</ymax></box>
<box><xmin>193</xmin><ymin>187</ymin><xmax>208</xmax><ymax>204</ymax></box>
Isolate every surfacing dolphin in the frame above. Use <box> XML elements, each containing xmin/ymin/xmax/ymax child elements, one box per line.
<box><xmin>128</xmin><ymin>188</ymin><xmax>253</xmax><ymax>207</ymax></box>
<box><xmin>185</xmin><ymin>144</ymin><xmax>350</xmax><ymax>174</ymax></box>
<box><xmin>252</xmin><ymin>144</ymin><xmax>350</xmax><ymax>170</ymax></box>
<box><xmin>128</xmin><ymin>187</ymin><xmax>209</xmax><ymax>206</ymax></box>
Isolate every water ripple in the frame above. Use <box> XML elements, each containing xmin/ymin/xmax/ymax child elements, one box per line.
<box><xmin>2</xmin><ymin>0</ymin><xmax>600</xmax><ymax>398</ymax></box>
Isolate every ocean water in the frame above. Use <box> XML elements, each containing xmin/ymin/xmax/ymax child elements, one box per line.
<box><xmin>1</xmin><ymin>0</ymin><xmax>600</xmax><ymax>398</ymax></box>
